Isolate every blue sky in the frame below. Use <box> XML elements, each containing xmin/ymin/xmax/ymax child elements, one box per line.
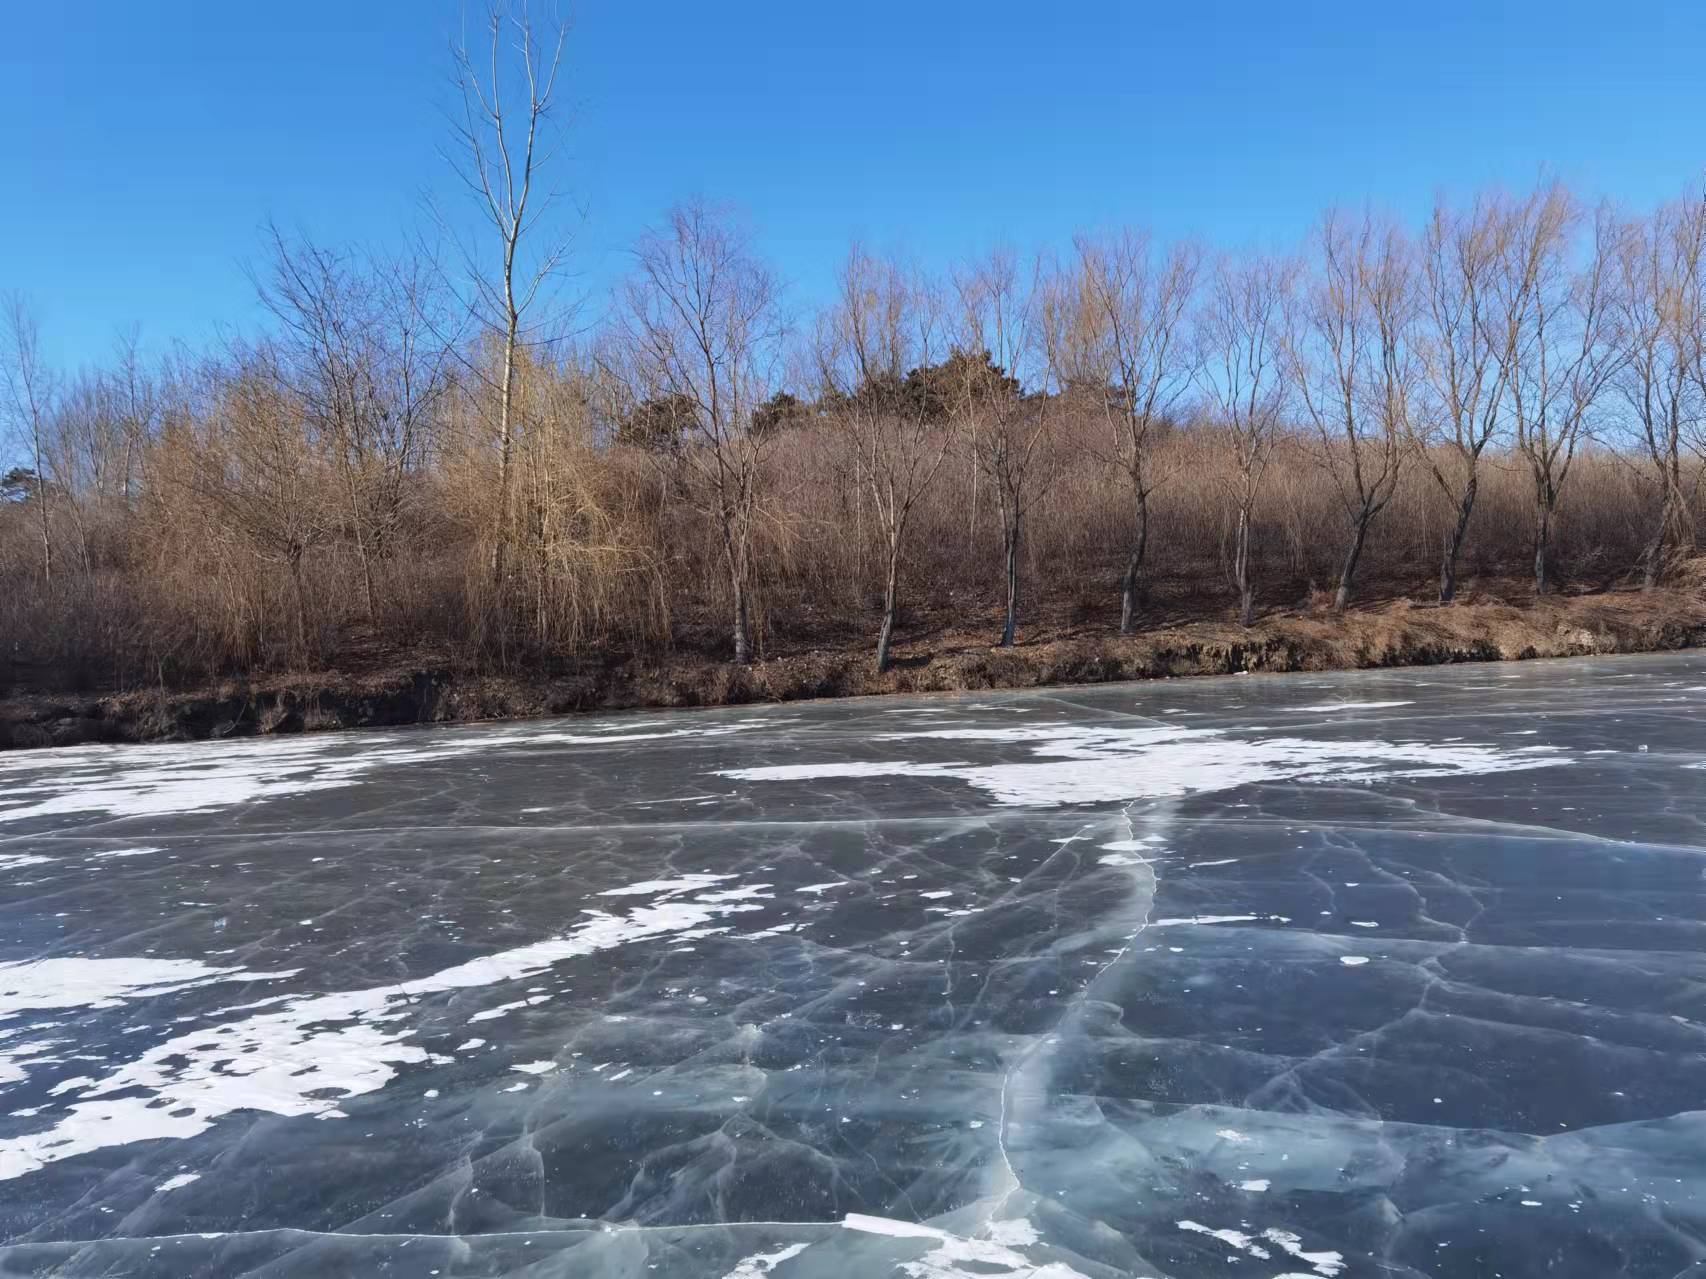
<box><xmin>6</xmin><ymin>0</ymin><xmax>1706</xmax><ymax>368</ymax></box>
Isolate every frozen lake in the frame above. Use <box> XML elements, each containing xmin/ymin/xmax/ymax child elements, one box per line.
<box><xmin>2</xmin><ymin>653</ymin><xmax>1704</xmax><ymax>1278</ymax></box>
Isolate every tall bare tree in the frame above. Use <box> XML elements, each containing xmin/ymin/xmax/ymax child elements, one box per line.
<box><xmin>1495</xmin><ymin>190</ymin><xmax>1624</xmax><ymax>595</ymax></box>
<box><xmin>1057</xmin><ymin>231</ymin><xmax>1199</xmax><ymax>632</ymax></box>
<box><xmin>111</xmin><ymin>326</ymin><xmax>159</xmax><ymax>507</ymax></box>
<box><xmin>954</xmin><ymin>250</ymin><xmax>1056</xmax><ymax>648</ymax></box>
<box><xmin>1613</xmin><ymin>197</ymin><xmax>1705</xmax><ymax>587</ymax></box>
<box><xmin>619</xmin><ymin>201</ymin><xmax>783</xmax><ymax>664</ymax></box>
<box><xmin>816</xmin><ymin>247</ymin><xmax>951</xmax><ymax>671</ymax></box>
<box><xmin>1289</xmin><ymin>212</ymin><xmax>1415</xmax><ymax>610</ymax></box>
<box><xmin>1197</xmin><ymin>254</ymin><xmax>1294</xmax><ymax>626</ymax></box>
<box><xmin>1413</xmin><ymin>192</ymin><xmax>1531</xmax><ymax>603</ymax></box>
<box><xmin>2</xmin><ymin>295</ymin><xmax>56</xmax><ymax>585</ymax></box>
<box><xmin>447</xmin><ymin>1</ymin><xmax>570</xmax><ymax>587</ymax></box>
<box><xmin>44</xmin><ymin>371</ymin><xmax>127</xmax><ymax>575</ymax></box>
<box><xmin>257</xmin><ymin>226</ymin><xmax>455</xmax><ymax>621</ymax></box>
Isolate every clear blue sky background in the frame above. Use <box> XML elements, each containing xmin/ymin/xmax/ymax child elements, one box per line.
<box><xmin>6</xmin><ymin>0</ymin><xmax>1705</xmax><ymax>369</ymax></box>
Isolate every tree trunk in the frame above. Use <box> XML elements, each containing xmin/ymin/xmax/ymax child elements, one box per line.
<box><xmin>70</xmin><ymin>502</ymin><xmax>92</xmax><ymax>577</ymax></box>
<box><xmin>1234</xmin><ymin>503</ymin><xmax>1254</xmax><ymax>627</ymax></box>
<box><xmin>287</xmin><ymin>545</ymin><xmax>310</xmax><ymax>660</ymax></box>
<box><xmin>536</xmin><ymin>497</ymin><xmax>551</xmax><ymax>649</ymax></box>
<box><xmin>731</xmin><ymin>576</ymin><xmax>751</xmax><ymax>664</ymax></box>
<box><xmin>1642</xmin><ymin>468</ymin><xmax>1688</xmax><ymax>591</ymax></box>
<box><xmin>354</xmin><ymin>519</ymin><xmax>378</xmax><ymax>623</ymax></box>
<box><xmin>1439</xmin><ymin>472</ymin><xmax>1477</xmax><ymax>605</ymax></box>
<box><xmin>968</xmin><ymin>456</ymin><xmax>978</xmax><ymax>540</ymax></box>
<box><xmin>31</xmin><ymin>436</ymin><xmax>52</xmax><ymax>585</ymax></box>
<box><xmin>37</xmin><ymin>492</ymin><xmax>52</xmax><ymax>585</ymax></box>
<box><xmin>1640</xmin><ymin>497</ymin><xmax>1668</xmax><ymax>591</ymax></box>
<box><xmin>490</xmin><ymin>321</ymin><xmax>518</xmax><ymax>584</ymax></box>
<box><xmin>1000</xmin><ymin>515</ymin><xmax>1020</xmax><ymax>647</ymax></box>
<box><xmin>336</xmin><ymin>454</ymin><xmax>379</xmax><ymax>622</ymax></box>
<box><xmin>1333</xmin><ymin>514</ymin><xmax>1371</xmax><ymax>612</ymax></box>
<box><xmin>723</xmin><ymin>517</ymin><xmax>751</xmax><ymax>664</ymax></box>
<box><xmin>1533</xmin><ymin>503</ymin><xmax>1552</xmax><ymax>596</ymax></box>
<box><xmin>1118</xmin><ymin>489</ymin><xmax>1149</xmax><ymax>636</ymax></box>
<box><xmin>875</xmin><ymin>539</ymin><xmax>901</xmax><ymax>673</ymax></box>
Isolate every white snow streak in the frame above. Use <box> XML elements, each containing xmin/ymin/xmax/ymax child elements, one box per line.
<box><xmin>0</xmin><ymin>720</ymin><xmax>779</xmax><ymax>824</ymax></box>
<box><xmin>841</xmin><ymin>1214</ymin><xmax>1089</xmax><ymax>1279</ymax></box>
<box><xmin>0</xmin><ymin>875</ymin><xmax>767</xmax><ymax>1180</ymax></box>
<box><xmin>719</xmin><ymin>724</ymin><xmax>1563</xmax><ymax>808</ymax></box>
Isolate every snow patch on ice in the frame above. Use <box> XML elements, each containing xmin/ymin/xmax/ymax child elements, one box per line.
<box><xmin>1262</xmin><ymin>1228</ymin><xmax>1345</xmax><ymax>1276</ymax></box>
<box><xmin>720</xmin><ymin>1243</ymin><xmax>809</xmax><ymax>1277</ymax></box>
<box><xmin>1294</xmin><ymin>700</ymin><xmax>1414</xmax><ymax>712</ymax></box>
<box><xmin>0</xmin><ymin>720</ymin><xmax>776</xmax><ymax>824</ymax></box>
<box><xmin>841</xmin><ymin>1213</ymin><xmax>1088</xmax><ymax>1279</ymax></box>
<box><xmin>599</xmin><ymin>873</ymin><xmax>735</xmax><ymax>897</ymax></box>
<box><xmin>0</xmin><ymin>957</ymin><xmax>294</xmax><ymax>1019</ymax></box>
<box><xmin>1178</xmin><ymin>1220</ymin><xmax>1342</xmax><ymax>1276</ymax></box>
<box><xmin>1097</xmin><ymin>852</ymin><xmax>1151</xmax><ymax>867</ymax></box>
<box><xmin>719</xmin><ymin>724</ymin><xmax>1564</xmax><ymax>808</ymax></box>
<box><xmin>0</xmin><ymin>875</ymin><xmax>770</xmax><ymax>1180</ymax></box>
<box><xmin>0</xmin><ymin>855</ymin><xmax>51</xmax><ymax>871</ymax></box>
<box><xmin>467</xmin><ymin>996</ymin><xmax>549</xmax><ymax>1023</ymax></box>
<box><xmin>1176</xmin><ymin>1220</ymin><xmax>1269</xmax><ymax>1259</ymax></box>
<box><xmin>983</xmin><ymin>1218</ymin><xmax>1039</xmax><ymax>1247</ymax></box>
<box><xmin>1151</xmin><ymin>914</ymin><xmax>1290</xmax><ymax>927</ymax></box>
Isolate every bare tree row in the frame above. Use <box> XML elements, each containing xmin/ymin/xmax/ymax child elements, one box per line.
<box><xmin>7</xmin><ymin>7</ymin><xmax>1706</xmax><ymax>687</ymax></box>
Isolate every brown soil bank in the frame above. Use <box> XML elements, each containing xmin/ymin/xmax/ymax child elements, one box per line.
<box><xmin>5</xmin><ymin>588</ymin><xmax>1704</xmax><ymax>751</ymax></box>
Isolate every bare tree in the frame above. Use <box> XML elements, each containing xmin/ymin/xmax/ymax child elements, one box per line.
<box><xmin>2</xmin><ymin>295</ymin><xmax>56</xmax><ymax>585</ymax></box>
<box><xmin>446</xmin><ymin>0</ymin><xmax>570</xmax><ymax>587</ymax></box>
<box><xmin>52</xmin><ymin>368</ymin><xmax>135</xmax><ymax>510</ymax></box>
<box><xmin>619</xmin><ymin>201</ymin><xmax>783</xmax><ymax>664</ymax></box>
<box><xmin>1495</xmin><ymin>191</ymin><xmax>1624</xmax><ymax>595</ymax></box>
<box><xmin>43</xmin><ymin>371</ymin><xmax>125</xmax><ymax>575</ymax></box>
<box><xmin>1613</xmin><ymin>196</ymin><xmax>1705</xmax><ymax>588</ymax></box>
<box><xmin>1197</xmin><ymin>253</ymin><xmax>1295</xmax><ymax>626</ymax></box>
<box><xmin>1057</xmin><ymin>230</ymin><xmax>1199</xmax><ymax>632</ymax></box>
<box><xmin>171</xmin><ymin>350</ymin><xmax>333</xmax><ymax>660</ymax></box>
<box><xmin>112</xmin><ymin>326</ymin><xmax>159</xmax><ymax>507</ymax></box>
<box><xmin>1289</xmin><ymin>212</ymin><xmax>1415</xmax><ymax>611</ymax></box>
<box><xmin>816</xmin><ymin>246</ymin><xmax>951</xmax><ymax>671</ymax></box>
<box><xmin>954</xmin><ymin>250</ymin><xmax>1055</xmax><ymax>648</ymax></box>
<box><xmin>507</xmin><ymin>349</ymin><xmax>665</xmax><ymax>653</ymax></box>
<box><xmin>1413</xmin><ymin>192</ymin><xmax>1530</xmax><ymax>603</ymax></box>
<box><xmin>257</xmin><ymin>226</ymin><xmax>455</xmax><ymax>620</ymax></box>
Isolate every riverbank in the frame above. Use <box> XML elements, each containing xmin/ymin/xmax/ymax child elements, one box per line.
<box><xmin>4</xmin><ymin>587</ymin><xmax>1703</xmax><ymax>750</ymax></box>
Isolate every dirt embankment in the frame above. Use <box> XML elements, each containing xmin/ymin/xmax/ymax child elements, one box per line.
<box><xmin>4</xmin><ymin>588</ymin><xmax>1704</xmax><ymax>751</ymax></box>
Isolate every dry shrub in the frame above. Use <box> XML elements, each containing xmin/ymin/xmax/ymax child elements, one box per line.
<box><xmin>2</xmin><ymin>333</ymin><xmax>1699</xmax><ymax>697</ymax></box>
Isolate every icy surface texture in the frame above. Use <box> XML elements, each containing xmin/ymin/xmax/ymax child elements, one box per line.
<box><xmin>1</xmin><ymin>654</ymin><xmax>1704</xmax><ymax>1277</ymax></box>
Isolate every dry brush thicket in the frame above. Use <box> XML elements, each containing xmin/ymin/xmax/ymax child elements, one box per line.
<box><xmin>7</xmin><ymin>153</ymin><xmax>1706</xmax><ymax>693</ymax></box>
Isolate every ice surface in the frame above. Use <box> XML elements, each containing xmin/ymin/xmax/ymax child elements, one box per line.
<box><xmin>0</xmin><ymin>876</ymin><xmax>770</xmax><ymax>1179</ymax></box>
<box><xmin>1</xmin><ymin>654</ymin><xmax>1705</xmax><ymax>1276</ymax></box>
